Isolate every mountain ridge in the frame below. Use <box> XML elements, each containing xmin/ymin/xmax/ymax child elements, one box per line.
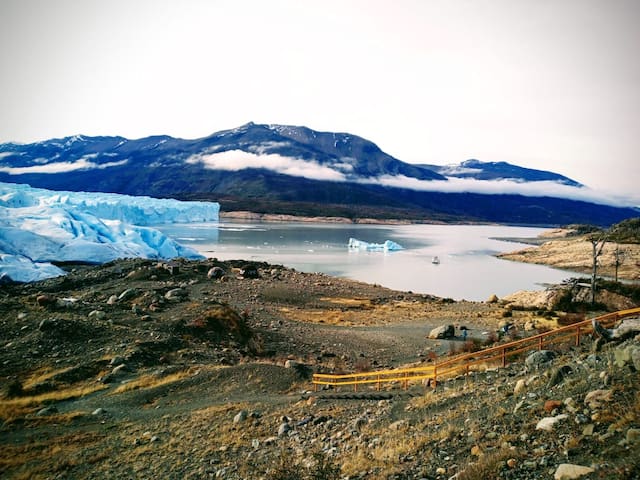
<box><xmin>0</xmin><ymin>123</ymin><xmax>637</xmax><ymax>226</ymax></box>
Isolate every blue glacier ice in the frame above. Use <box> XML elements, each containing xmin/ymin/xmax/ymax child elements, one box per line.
<box><xmin>0</xmin><ymin>182</ymin><xmax>220</xmax><ymax>282</ymax></box>
<box><xmin>348</xmin><ymin>237</ymin><xmax>403</xmax><ymax>252</ymax></box>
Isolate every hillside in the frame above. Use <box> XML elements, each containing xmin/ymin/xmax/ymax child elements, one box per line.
<box><xmin>1</xmin><ymin>258</ymin><xmax>639</xmax><ymax>479</ymax></box>
<box><xmin>1</xmin><ymin>123</ymin><xmax>637</xmax><ymax>226</ymax></box>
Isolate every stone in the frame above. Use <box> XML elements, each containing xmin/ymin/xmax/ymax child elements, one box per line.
<box><xmin>284</xmin><ymin>359</ymin><xmax>298</xmax><ymax>369</ymax></box>
<box><xmin>536</xmin><ymin>414</ymin><xmax>568</xmax><ymax>431</ymax></box>
<box><xmin>107</xmin><ymin>295</ymin><xmax>118</xmax><ymax>305</ymax></box>
<box><xmin>428</xmin><ymin>324</ymin><xmax>455</xmax><ymax>339</ymax></box>
<box><xmin>553</xmin><ymin>463</ymin><xmax>595</xmax><ymax>479</ymax></box>
<box><xmin>613</xmin><ymin>348</ymin><xmax>631</xmax><ymax>368</ymax></box>
<box><xmin>36</xmin><ymin>294</ymin><xmax>56</xmax><ymax>307</ymax></box>
<box><xmin>514</xmin><ymin>379</ymin><xmax>526</xmax><ymax>394</ymax></box>
<box><xmin>584</xmin><ymin>389</ymin><xmax>613</xmax><ymax>408</ymax></box>
<box><xmin>165</xmin><ymin>288</ymin><xmax>187</xmax><ymax>301</ymax></box>
<box><xmin>544</xmin><ymin>400</ymin><xmax>562</xmax><ymax>413</ymax></box>
<box><xmin>592</xmin><ymin>317</ymin><xmax>640</xmax><ymax>342</ymax></box>
<box><xmin>207</xmin><ymin>266</ymin><xmax>225</xmax><ymax>279</ymax></box>
<box><xmin>582</xmin><ymin>424</ymin><xmax>594</xmax><ymax>436</ymax></box>
<box><xmin>36</xmin><ymin>406</ymin><xmax>58</xmax><ymax>416</ymax></box>
<box><xmin>471</xmin><ymin>445</ymin><xmax>483</xmax><ymax>457</ymax></box>
<box><xmin>88</xmin><ymin>310</ymin><xmax>106</xmax><ymax>320</ymax></box>
<box><xmin>277</xmin><ymin>422</ymin><xmax>291</xmax><ymax>437</ymax></box>
<box><xmin>506</xmin><ymin>458</ymin><xmax>517</xmax><ymax>468</ymax></box>
<box><xmin>233</xmin><ymin>410</ymin><xmax>248</xmax><ymax>423</ymax></box>
<box><xmin>547</xmin><ymin>365</ymin><xmax>572</xmax><ymax>387</ymax></box>
<box><xmin>487</xmin><ymin>294</ymin><xmax>499</xmax><ymax>303</ymax></box>
<box><xmin>92</xmin><ymin>407</ymin><xmax>107</xmax><ymax>416</ymax></box>
<box><xmin>118</xmin><ymin>288</ymin><xmax>137</xmax><ymax>301</ymax></box>
<box><xmin>239</xmin><ymin>265</ymin><xmax>260</xmax><ymax>279</ymax></box>
<box><xmin>630</xmin><ymin>347</ymin><xmax>640</xmax><ymax>371</ymax></box>
<box><xmin>525</xmin><ymin>350</ymin><xmax>555</xmax><ymax>370</ymax></box>
<box><xmin>626</xmin><ymin>428</ymin><xmax>640</xmax><ymax>444</ymax></box>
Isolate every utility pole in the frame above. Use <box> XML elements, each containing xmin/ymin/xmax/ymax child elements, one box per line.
<box><xmin>589</xmin><ymin>233</ymin><xmax>607</xmax><ymax>304</ymax></box>
<box><xmin>613</xmin><ymin>244</ymin><xmax>625</xmax><ymax>283</ymax></box>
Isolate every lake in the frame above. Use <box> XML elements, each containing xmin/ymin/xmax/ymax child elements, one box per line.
<box><xmin>157</xmin><ymin>221</ymin><xmax>577</xmax><ymax>301</ymax></box>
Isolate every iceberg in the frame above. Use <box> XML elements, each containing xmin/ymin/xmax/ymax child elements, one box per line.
<box><xmin>348</xmin><ymin>237</ymin><xmax>404</xmax><ymax>252</ymax></box>
<box><xmin>0</xmin><ymin>182</ymin><xmax>220</xmax><ymax>283</ymax></box>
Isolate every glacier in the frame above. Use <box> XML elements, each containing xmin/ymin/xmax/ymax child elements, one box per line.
<box><xmin>348</xmin><ymin>237</ymin><xmax>404</xmax><ymax>252</ymax></box>
<box><xmin>0</xmin><ymin>182</ymin><xmax>220</xmax><ymax>283</ymax></box>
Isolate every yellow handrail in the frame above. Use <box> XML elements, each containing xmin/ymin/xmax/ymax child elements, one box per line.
<box><xmin>311</xmin><ymin>307</ymin><xmax>640</xmax><ymax>392</ymax></box>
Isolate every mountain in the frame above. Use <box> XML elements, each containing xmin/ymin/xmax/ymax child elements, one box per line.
<box><xmin>0</xmin><ymin>123</ymin><xmax>637</xmax><ymax>226</ymax></box>
<box><xmin>421</xmin><ymin>159</ymin><xmax>583</xmax><ymax>186</ymax></box>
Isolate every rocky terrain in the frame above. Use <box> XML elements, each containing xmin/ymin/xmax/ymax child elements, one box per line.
<box><xmin>497</xmin><ymin>229</ymin><xmax>640</xmax><ymax>282</ymax></box>
<box><xmin>1</xmin><ymin>257</ymin><xmax>639</xmax><ymax>479</ymax></box>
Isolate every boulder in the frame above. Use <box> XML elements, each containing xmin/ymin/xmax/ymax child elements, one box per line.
<box><xmin>164</xmin><ymin>288</ymin><xmax>187</xmax><ymax>301</ymax></box>
<box><xmin>233</xmin><ymin>410</ymin><xmax>248</xmax><ymax>423</ymax></box>
<box><xmin>239</xmin><ymin>265</ymin><xmax>260</xmax><ymax>279</ymax></box>
<box><xmin>525</xmin><ymin>350</ymin><xmax>555</xmax><ymax>370</ymax></box>
<box><xmin>536</xmin><ymin>414</ymin><xmax>568</xmax><ymax>431</ymax></box>
<box><xmin>277</xmin><ymin>422</ymin><xmax>291</xmax><ymax>437</ymax></box>
<box><xmin>584</xmin><ymin>389</ymin><xmax>613</xmax><ymax>408</ymax></box>
<box><xmin>428</xmin><ymin>325</ymin><xmax>455</xmax><ymax>339</ymax></box>
<box><xmin>554</xmin><ymin>463</ymin><xmax>595</xmax><ymax>480</ymax></box>
<box><xmin>118</xmin><ymin>288</ymin><xmax>138</xmax><ymax>301</ymax></box>
<box><xmin>207</xmin><ymin>266</ymin><xmax>225</xmax><ymax>280</ymax></box>
<box><xmin>592</xmin><ymin>317</ymin><xmax>640</xmax><ymax>342</ymax></box>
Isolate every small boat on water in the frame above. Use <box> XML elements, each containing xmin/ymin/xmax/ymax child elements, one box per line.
<box><xmin>432</xmin><ymin>256</ymin><xmax>440</xmax><ymax>264</ymax></box>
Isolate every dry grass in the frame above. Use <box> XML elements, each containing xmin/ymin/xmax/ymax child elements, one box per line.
<box><xmin>456</xmin><ymin>448</ymin><xmax>517</xmax><ymax>480</ymax></box>
<box><xmin>0</xmin><ymin>383</ymin><xmax>108</xmax><ymax>421</ymax></box>
<box><xmin>0</xmin><ymin>431</ymin><xmax>103</xmax><ymax>476</ymax></box>
<box><xmin>109</xmin><ymin>368</ymin><xmax>196</xmax><ymax>394</ymax></box>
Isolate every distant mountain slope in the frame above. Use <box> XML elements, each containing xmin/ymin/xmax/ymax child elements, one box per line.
<box><xmin>421</xmin><ymin>159</ymin><xmax>582</xmax><ymax>186</ymax></box>
<box><xmin>0</xmin><ymin>123</ymin><xmax>636</xmax><ymax>226</ymax></box>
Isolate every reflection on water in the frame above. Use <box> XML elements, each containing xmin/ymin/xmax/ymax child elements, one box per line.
<box><xmin>157</xmin><ymin>221</ymin><xmax>577</xmax><ymax>301</ymax></box>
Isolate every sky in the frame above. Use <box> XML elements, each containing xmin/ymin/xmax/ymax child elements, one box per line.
<box><xmin>1</xmin><ymin>0</ymin><xmax>639</xmax><ymax>206</ymax></box>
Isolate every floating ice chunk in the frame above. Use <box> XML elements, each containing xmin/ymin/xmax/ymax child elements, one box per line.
<box><xmin>348</xmin><ymin>237</ymin><xmax>403</xmax><ymax>252</ymax></box>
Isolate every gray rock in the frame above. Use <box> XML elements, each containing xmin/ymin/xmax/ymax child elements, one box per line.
<box><xmin>525</xmin><ymin>350</ymin><xmax>555</xmax><ymax>370</ymax></box>
<box><xmin>547</xmin><ymin>365</ymin><xmax>572</xmax><ymax>387</ymax></box>
<box><xmin>626</xmin><ymin>428</ymin><xmax>640</xmax><ymax>444</ymax></box>
<box><xmin>584</xmin><ymin>389</ymin><xmax>613</xmax><ymax>408</ymax></box>
<box><xmin>110</xmin><ymin>356</ymin><xmax>125</xmax><ymax>366</ymax></box>
<box><xmin>36</xmin><ymin>405</ymin><xmax>58</xmax><ymax>416</ymax></box>
<box><xmin>233</xmin><ymin>410</ymin><xmax>248</xmax><ymax>423</ymax></box>
<box><xmin>92</xmin><ymin>408</ymin><xmax>107</xmax><ymax>416</ymax></box>
<box><xmin>553</xmin><ymin>463</ymin><xmax>594</xmax><ymax>479</ymax></box>
<box><xmin>118</xmin><ymin>288</ymin><xmax>137</xmax><ymax>301</ymax></box>
<box><xmin>536</xmin><ymin>414</ymin><xmax>568</xmax><ymax>431</ymax></box>
<box><xmin>428</xmin><ymin>324</ymin><xmax>455</xmax><ymax>339</ymax></box>
<box><xmin>164</xmin><ymin>288</ymin><xmax>187</xmax><ymax>301</ymax></box>
<box><xmin>207</xmin><ymin>266</ymin><xmax>225</xmax><ymax>279</ymax></box>
<box><xmin>277</xmin><ymin>422</ymin><xmax>291</xmax><ymax>437</ymax></box>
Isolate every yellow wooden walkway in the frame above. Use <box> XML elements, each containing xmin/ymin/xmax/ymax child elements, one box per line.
<box><xmin>312</xmin><ymin>307</ymin><xmax>640</xmax><ymax>392</ymax></box>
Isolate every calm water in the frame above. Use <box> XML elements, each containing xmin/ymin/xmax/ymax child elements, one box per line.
<box><xmin>157</xmin><ymin>221</ymin><xmax>576</xmax><ymax>301</ymax></box>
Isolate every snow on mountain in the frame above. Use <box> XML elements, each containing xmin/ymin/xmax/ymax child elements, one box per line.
<box><xmin>0</xmin><ymin>183</ymin><xmax>219</xmax><ymax>283</ymax></box>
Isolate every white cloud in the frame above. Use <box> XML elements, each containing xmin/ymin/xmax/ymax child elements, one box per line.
<box><xmin>0</xmin><ymin>158</ymin><xmax>128</xmax><ymax>174</ymax></box>
<box><xmin>359</xmin><ymin>175</ymin><xmax>634</xmax><ymax>207</ymax></box>
<box><xmin>186</xmin><ymin>150</ymin><xmax>347</xmax><ymax>182</ymax></box>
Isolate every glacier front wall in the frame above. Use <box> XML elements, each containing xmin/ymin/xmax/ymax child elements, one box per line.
<box><xmin>0</xmin><ymin>182</ymin><xmax>220</xmax><ymax>282</ymax></box>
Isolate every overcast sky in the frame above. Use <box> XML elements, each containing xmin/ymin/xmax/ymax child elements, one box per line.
<box><xmin>1</xmin><ymin>0</ymin><xmax>639</xmax><ymax>205</ymax></box>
